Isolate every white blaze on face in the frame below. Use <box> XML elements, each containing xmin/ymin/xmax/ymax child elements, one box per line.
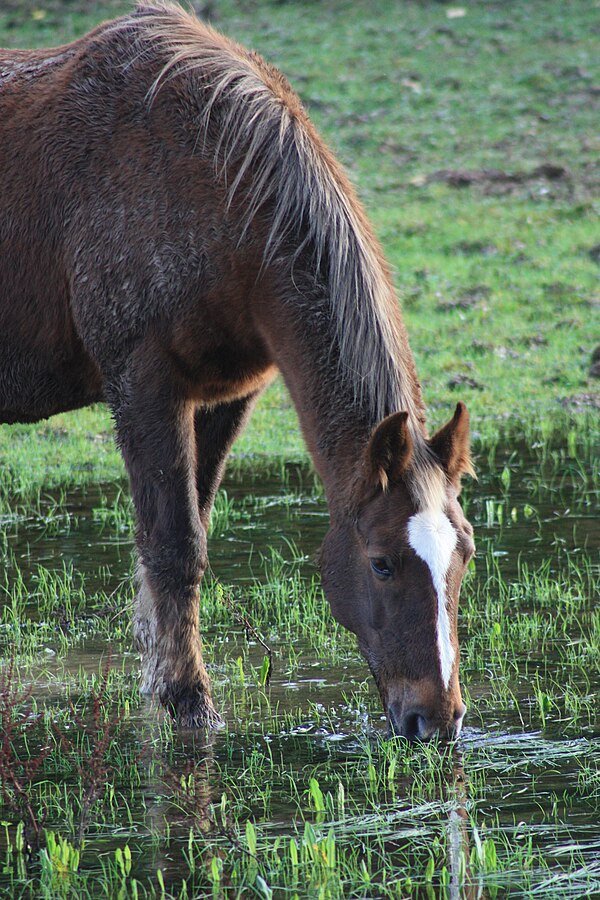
<box><xmin>407</xmin><ymin>509</ymin><xmax>457</xmax><ymax>690</ymax></box>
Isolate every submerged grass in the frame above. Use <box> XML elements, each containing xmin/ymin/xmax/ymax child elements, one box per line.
<box><xmin>1</xmin><ymin>435</ymin><xmax>598</xmax><ymax>898</ymax></box>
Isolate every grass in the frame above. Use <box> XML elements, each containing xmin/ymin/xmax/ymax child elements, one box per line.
<box><xmin>1</xmin><ymin>1</ymin><xmax>599</xmax><ymax>898</ymax></box>
<box><xmin>0</xmin><ymin>0</ymin><xmax>598</xmax><ymax>495</ymax></box>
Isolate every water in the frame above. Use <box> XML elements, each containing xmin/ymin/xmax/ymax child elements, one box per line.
<box><xmin>0</xmin><ymin>443</ymin><xmax>598</xmax><ymax>897</ymax></box>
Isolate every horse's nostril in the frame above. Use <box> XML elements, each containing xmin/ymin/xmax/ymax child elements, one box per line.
<box><xmin>404</xmin><ymin>712</ymin><xmax>425</xmax><ymax>741</ymax></box>
<box><xmin>388</xmin><ymin>704</ymin><xmax>436</xmax><ymax>742</ymax></box>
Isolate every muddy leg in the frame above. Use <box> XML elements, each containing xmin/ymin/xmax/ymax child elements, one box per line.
<box><xmin>108</xmin><ymin>351</ymin><xmax>219</xmax><ymax>727</ymax></box>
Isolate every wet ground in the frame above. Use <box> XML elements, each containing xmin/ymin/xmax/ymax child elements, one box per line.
<box><xmin>0</xmin><ymin>442</ymin><xmax>598</xmax><ymax>896</ymax></box>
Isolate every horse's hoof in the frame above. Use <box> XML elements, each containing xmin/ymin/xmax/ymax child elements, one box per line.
<box><xmin>178</xmin><ymin>708</ymin><xmax>225</xmax><ymax>730</ymax></box>
<box><xmin>161</xmin><ymin>683</ymin><xmax>224</xmax><ymax>730</ymax></box>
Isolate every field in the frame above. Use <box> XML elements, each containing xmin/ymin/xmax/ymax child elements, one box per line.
<box><xmin>0</xmin><ymin>0</ymin><xmax>598</xmax><ymax>897</ymax></box>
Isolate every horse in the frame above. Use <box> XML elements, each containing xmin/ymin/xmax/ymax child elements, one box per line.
<box><xmin>0</xmin><ymin>1</ymin><xmax>475</xmax><ymax>740</ymax></box>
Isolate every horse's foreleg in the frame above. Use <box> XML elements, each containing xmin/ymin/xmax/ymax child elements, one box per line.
<box><xmin>108</xmin><ymin>355</ymin><xmax>219</xmax><ymax>728</ymax></box>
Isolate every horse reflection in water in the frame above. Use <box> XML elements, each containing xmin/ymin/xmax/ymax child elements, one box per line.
<box><xmin>138</xmin><ymin>725</ymin><xmax>487</xmax><ymax>896</ymax></box>
<box><xmin>0</xmin><ymin>1</ymin><xmax>475</xmax><ymax>737</ymax></box>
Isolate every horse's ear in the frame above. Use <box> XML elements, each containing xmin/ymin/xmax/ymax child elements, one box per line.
<box><xmin>365</xmin><ymin>411</ymin><xmax>414</xmax><ymax>490</ymax></box>
<box><xmin>429</xmin><ymin>402</ymin><xmax>476</xmax><ymax>485</ymax></box>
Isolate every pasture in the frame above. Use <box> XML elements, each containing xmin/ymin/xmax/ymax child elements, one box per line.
<box><xmin>1</xmin><ymin>0</ymin><xmax>598</xmax><ymax>897</ymax></box>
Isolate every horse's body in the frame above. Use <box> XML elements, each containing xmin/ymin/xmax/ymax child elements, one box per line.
<box><xmin>0</xmin><ymin>2</ymin><xmax>474</xmax><ymax>739</ymax></box>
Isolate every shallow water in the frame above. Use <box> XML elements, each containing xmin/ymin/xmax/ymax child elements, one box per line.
<box><xmin>0</xmin><ymin>443</ymin><xmax>598</xmax><ymax>896</ymax></box>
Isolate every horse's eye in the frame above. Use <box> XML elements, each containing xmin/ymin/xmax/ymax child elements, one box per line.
<box><xmin>370</xmin><ymin>557</ymin><xmax>393</xmax><ymax>579</ymax></box>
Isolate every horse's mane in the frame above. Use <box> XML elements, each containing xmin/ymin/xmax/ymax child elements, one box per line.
<box><xmin>110</xmin><ymin>1</ymin><xmax>446</xmax><ymax>509</ymax></box>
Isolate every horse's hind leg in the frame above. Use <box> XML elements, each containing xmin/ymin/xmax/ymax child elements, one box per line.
<box><xmin>107</xmin><ymin>350</ymin><xmax>219</xmax><ymax>727</ymax></box>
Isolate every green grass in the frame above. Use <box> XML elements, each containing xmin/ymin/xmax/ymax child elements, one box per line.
<box><xmin>0</xmin><ymin>0</ymin><xmax>598</xmax><ymax>494</ymax></box>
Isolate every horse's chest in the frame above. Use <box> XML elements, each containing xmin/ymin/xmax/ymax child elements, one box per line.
<box><xmin>170</xmin><ymin>313</ymin><xmax>277</xmax><ymax>403</ymax></box>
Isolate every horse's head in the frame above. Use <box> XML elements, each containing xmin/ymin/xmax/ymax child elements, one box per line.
<box><xmin>320</xmin><ymin>403</ymin><xmax>475</xmax><ymax>741</ymax></box>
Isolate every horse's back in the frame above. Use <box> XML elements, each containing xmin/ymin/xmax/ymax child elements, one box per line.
<box><xmin>0</xmin><ymin>43</ymin><xmax>74</xmax><ymax>75</ymax></box>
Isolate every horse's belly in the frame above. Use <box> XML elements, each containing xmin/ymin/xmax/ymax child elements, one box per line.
<box><xmin>0</xmin><ymin>331</ymin><xmax>103</xmax><ymax>424</ymax></box>
<box><xmin>189</xmin><ymin>361</ymin><xmax>278</xmax><ymax>405</ymax></box>
<box><xmin>0</xmin><ymin>224</ymin><xmax>104</xmax><ymax>421</ymax></box>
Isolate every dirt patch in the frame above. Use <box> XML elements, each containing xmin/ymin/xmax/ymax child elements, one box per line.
<box><xmin>427</xmin><ymin>164</ymin><xmax>568</xmax><ymax>189</ymax></box>
<box><xmin>589</xmin><ymin>346</ymin><xmax>600</xmax><ymax>379</ymax></box>
<box><xmin>559</xmin><ymin>393</ymin><xmax>600</xmax><ymax>411</ymax></box>
<box><xmin>452</xmin><ymin>241</ymin><xmax>498</xmax><ymax>257</ymax></box>
<box><xmin>588</xmin><ymin>245</ymin><xmax>600</xmax><ymax>265</ymax></box>
<box><xmin>437</xmin><ymin>285</ymin><xmax>491</xmax><ymax>312</ymax></box>
<box><xmin>447</xmin><ymin>373</ymin><xmax>484</xmax><ymax>391</ymax></box>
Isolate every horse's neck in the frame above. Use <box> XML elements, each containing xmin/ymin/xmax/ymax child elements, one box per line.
<box><xmin>262</xmin><ymin>272</ymin><xmax>424</xmax><ymax>511</ymax></box>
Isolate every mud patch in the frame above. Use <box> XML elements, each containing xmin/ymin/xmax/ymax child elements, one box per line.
<box><xmin>427</xmin><ymin>164</ymin><xmax>568</xmax><ymax>190</ymax></box>
<box><xmin>559</xmin><ymin>392</ymin><xmax>600</xmax><ymax>411</ymax></box>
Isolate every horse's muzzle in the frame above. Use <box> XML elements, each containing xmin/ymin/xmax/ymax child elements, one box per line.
<box><xmin>387</xmin><ymin>701</ymin><xmax>466</xmax><ymax>742</ymax></box>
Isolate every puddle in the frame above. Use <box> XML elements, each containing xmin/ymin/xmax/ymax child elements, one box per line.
<box><xmin>0</xmin><ymin>444</ymin><xmax>598</xmax><ymax>896</ymax></box>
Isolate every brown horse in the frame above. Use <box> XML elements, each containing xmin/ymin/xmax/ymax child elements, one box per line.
<box><xmin>0</xmin><ymin>2</ymin><xmax>475</xmax><ymax>740</ymax></box>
